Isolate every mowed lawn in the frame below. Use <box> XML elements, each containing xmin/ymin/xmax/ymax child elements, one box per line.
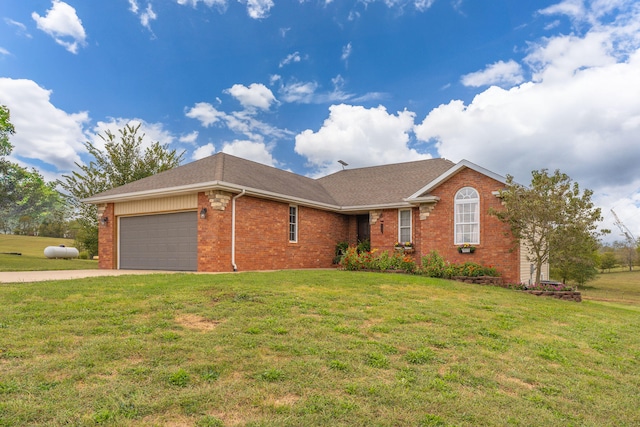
<box><xmin>0</xmin><ymin>235</ymin><xmax>97</xmax><ymax>271</ymax></box>
<box><xmin>1</xmin><ymin>270</ymin><xmax>638</xmax><ymax>426</ymax></box>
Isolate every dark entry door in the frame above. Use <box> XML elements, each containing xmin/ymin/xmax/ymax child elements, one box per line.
<box><xmin>357</xmin><ymin>214</ymin><xmax>370</xmax><ymax>243</ymax></box>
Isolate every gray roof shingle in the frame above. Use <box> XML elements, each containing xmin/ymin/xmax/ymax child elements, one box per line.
<box><xmin>85</xmin><ymin>153</ymin><xmax>457</xmax><ymax>208</ymax></box>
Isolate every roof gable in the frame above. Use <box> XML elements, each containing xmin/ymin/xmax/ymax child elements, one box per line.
<box><xmin>407</xmin><ymin>159</ymin><xmax>507</xmax><ymax>200</ymax></box>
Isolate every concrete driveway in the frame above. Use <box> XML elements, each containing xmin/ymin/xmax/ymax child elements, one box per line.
<box><xmin>0</xmin><ymin>269</ymin><xmax>180</xmax><ymax>283</ymax></box>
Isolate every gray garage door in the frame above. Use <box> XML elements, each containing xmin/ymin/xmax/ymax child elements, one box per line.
<box><xmin>119</xmin><ymin>211</ymin><xmax>197</xmax><ymax>271</ymax></box>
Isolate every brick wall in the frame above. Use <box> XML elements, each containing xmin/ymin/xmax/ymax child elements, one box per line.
<box><xmin>420</xmin><ymin>168</ymin><xmax>519</xmax><ymax>283</ymax></box>
<box><xmin>197</xmin><ymin>193</ymin><xmax>349</xmax><ymax>272</ymax></box>
<box><xmin>98</xmin><ymin>203</ymin><xmax>116</xmax><ymax>269</ymax></box>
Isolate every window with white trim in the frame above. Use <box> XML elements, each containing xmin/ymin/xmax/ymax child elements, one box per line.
<box><xmin>398</xmin><ymin>209</ymin><xmax>412</xmax><ymax>244</ymax></box>
<box><xmin>289</xmin><ymin>205</ymin><xmax>298</xmax><ymax>242</ymax></box>
<box><xmin>455</xmin><ymin>187</ymin><xmax>479</xmax><ymax>244</ymax></box>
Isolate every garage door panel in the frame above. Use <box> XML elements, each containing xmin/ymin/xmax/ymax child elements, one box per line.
<box><xmin>119</xmin><ymin>211</ymin><xmax>197</xmax><ymax>271</ymax></box>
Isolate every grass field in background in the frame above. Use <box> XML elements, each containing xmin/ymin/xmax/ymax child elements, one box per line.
<box><xmin>579</xmin><ymin>269</ymin><xmax>640</xmax><ymax>306</ymax></box>
<box><xmin>0</xmin><ymin>235</ymin><xmax>97</xmax><ymax>271</ymax></box>
<box><xmin>1</xmin><ymin>270</ymin><xmax>638</xmax><ymax>426</ymax></box>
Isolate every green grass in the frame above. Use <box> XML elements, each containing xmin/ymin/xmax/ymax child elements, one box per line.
<box><xmin>1</xmin><ymin>270</ymin><xmax>639</xmax><ymax>426</ymax></box>
<box><xmin>0</xmin><ymin>235</ymin><xmax>97</xmax><ymax>271</ymax></box>
<box><xmin>579</xmin><ymin>269</ymin><xmax>640</xmax><ymax>307</ymax></box>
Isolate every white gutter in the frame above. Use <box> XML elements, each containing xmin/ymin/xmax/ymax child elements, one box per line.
<box><xmin>231</xmin><ymin>189</ymin><xmax>246</xmax><ymax>271</ymax></box>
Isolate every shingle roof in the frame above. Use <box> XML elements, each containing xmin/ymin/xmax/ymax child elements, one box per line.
<box><xmin>318</xmin><ymin>158</ymin><xmax>455</xmax><ymax>206</ymax></box>
<box><xmin>84</xmin><ymin>153</ymin><xmax>458</xmax><ymax>209</ymax></box>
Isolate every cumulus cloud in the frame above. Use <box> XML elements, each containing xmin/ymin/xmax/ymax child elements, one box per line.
<box><xmin>179</xmin><ymin>131</ymin><xmax>199</xmax><ymax>144</ymax></box>
<box><xmin>221</xmin><ymin>140</ymin><xmax>277</xmax><ymax>166</ymax></box>
<box><xmin>88</xmin><ymin>118</ymin><xmax>176</xmax><ymax>156</ymax></box>
<box><xmin>32</xmin><ymin>0</ymin><xmax>87</xmax><ymax>54</ymax></box>
<box><xmin>461</xmin><ymin>60</ymin><xmax>525</xmax><ymax>87</ymax></box>
<box><xmin>0</xmin><ymin>77</ymin><xmax>88</xmax><ymax>171</ymax></box>
<box><xmin>415</xmin><ymin>0</ymin><xmax>640</xmax><ymax>239</ymax></box>
<box><xmin>295</xmin><ymin>104</ymin><xmax>428</xmax><ymax>176</ymax></box>
<box><xmin>192</xmin><ymin>142</ymin><xmax>216</xmax><ymax>160</ymax></box>
<box><xmin>185</xmin><ymin>102</ymin><xmax>226</xmax><ymax>127</ymax></box>
<box><xmin>225</xmin><ymin>83</ymin><xmax>277</xmax><ymax>110</ymax></box>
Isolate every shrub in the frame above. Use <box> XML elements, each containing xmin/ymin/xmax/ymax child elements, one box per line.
<box><xmin>421</xmin><ymin>251</ymin><xmax>446</xmax><ymax>278</ymax></box>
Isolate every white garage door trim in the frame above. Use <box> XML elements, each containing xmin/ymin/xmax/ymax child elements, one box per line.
<box><xmin>118</xmin><ymin>211</ymin><xmax>198</xmax><ymax>271</ymax></box>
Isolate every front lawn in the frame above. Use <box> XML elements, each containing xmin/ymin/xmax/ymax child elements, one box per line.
<box><xmin>1</xmin><ymin>271</ymin><xmax>638</xmax><ymax>426</ymax></box>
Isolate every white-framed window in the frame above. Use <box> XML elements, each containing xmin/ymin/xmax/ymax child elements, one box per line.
<box><xmin>398</xmin><ymin>209</ymin><xmax>412</xmax><ymax>244</ymax></box>
<box><xmin>455</xmin><ymin>187</ymin><xmax>479</xmax><ymax>245</ymax></box>
<box><xmin>289</xmin><ymin>205</ymin><xmax>298</xmax><ymax>242</ymax></box>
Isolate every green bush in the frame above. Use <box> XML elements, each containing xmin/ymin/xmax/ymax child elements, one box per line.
<box><xmin>421</xmin><ymin>251</ymin><xmax>446</xmax><ymax>278</ymax></box>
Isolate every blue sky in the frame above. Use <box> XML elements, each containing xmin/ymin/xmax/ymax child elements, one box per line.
<box><xmin>1</xmin><ymin>0</ymin><xmax>639</xmax><ymax>241</ymax></box>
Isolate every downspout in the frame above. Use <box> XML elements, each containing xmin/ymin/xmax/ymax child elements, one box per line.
<box><xmin>231</xmin><ymin>189</ymin><xmax>246</xmax><ymax>271</ymax></box>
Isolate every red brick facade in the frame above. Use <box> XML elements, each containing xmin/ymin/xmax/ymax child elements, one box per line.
<box><xmin>97</xmin><ymin>203</ymin><xmax>116</xmax><ymax>269</ymax></box>
<box><xmin>98</xmin><ymin>168</ymin><xmax>520</xmax><ymax>281</ymax></box>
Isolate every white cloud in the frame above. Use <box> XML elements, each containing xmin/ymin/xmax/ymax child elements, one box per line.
<box><xmin>179</xmin><ymin>131</ymin><xmax>199</xmax><ymax>144</ymax></box>
<box><xmin>279</xmin><ymin>81</ymin><xmax>319</xmax><ymax>103</ymax></box>
<box><xmin>185</xmin><ymin>102</ymin><xmax>226</xmax><ymax>127</ymax></box>
<box><xmin>89</xmin><ymin>118</ymin><xmax>176</xmax><ymax>153</ymax></box>
<box><xmin>461</xmin><ymin>60</ymin><xmax>525</xmax><ymax>87</ymax></box>
<box><xmin>0</xmin><ymin>47</ymin><xmax>9</xmax><ymax>56</ymax></box>
<box><xmin>0</xmin><ymin>77</ymin><xmax>88</xmax><ymax>171</ymax></box>
<box><xmin>128</xmin><ymin>0</ymin><xmax>157</xmax><ymax>31</ymax></box>
<box><xmin>192</xmin><ymin>143</ymin><xmax>216</xmax><ymax>160</ymax></box>
<box><xmin>32</xmin><ymin>0</ymin><xmax>87</xmax><ymax>54</ymax></box>
<box><xmin>415</xmin><ymin>1</ymin><xmax>640</xmax><ymax>241</ymax></box>
<box><xmin>185</xmin><ymin>101</ymin><xmax>292</xmax><ymax>142</ymax></box>
<box><xmin>341</xmin><ymin>42</ymin><xmax>352</xmax><ymax>63</ymax></box>
<box><xmin>244</xmin><ymin>0</ymin><xmax>275</xmax><ymax>19</ymax></box>
<box><xmin>279</xmin><ymin>51</ymin><xmax>302</xmax><ymax>68</ymax></box>
<box><xmin>128</xmin><ymin>0</ymin><xmax>140</xmax><ymax>14</ymax></box>
<box><xmin>140</xmin><ymin>4</ymin><xmax>158</xmax><ymax>30</ymax></box>
<box><xmin>225</xmin><ymin>83</ymin><xmax>277</xmax><ymax>110</ymax></box>
<box><xmin>295</xmin><ymin>104</ymin><xmax>428</xmax><ymax>176</ymax></box>
<box><xmin>177</xmin><ymin>0</ymin><xmax>227</xmax><ymax>8</ymax></box>
<box><xmin>221</xmin><ymin>140</ymin><xmax>276</xmax><ymax>166</ymax></box>
<box><xmin>4</xmin><ymin>18</ymin><xmax>32</xmax><ymax>38</ymax></box>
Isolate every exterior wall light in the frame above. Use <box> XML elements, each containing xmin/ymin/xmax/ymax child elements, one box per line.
<box><xmin>200</xmin><ymin>207</ymin><xmax>207</xmax><ymax>219</ymax></box>
<box><xmin>101</xmin><ymin>216</ymin><xmax>109</xmax><ymax>226</ymax></box>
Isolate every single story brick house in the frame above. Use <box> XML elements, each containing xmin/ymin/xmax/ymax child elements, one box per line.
<box><xmin>84</xmin><ymin>152</ymin><xmax>548</xmax><ymax>283</ymax></box>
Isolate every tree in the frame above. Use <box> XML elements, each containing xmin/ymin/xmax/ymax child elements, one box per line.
<box><xmin>0</xmin><ymin>105</ymin><xmax>15</xmax><ymax>157</ymax></box>
<box><xmin>612</xmin><ymin>240</ymin><xmax>638</xmax><ymax>271</ymax></box>
<box><xmin>492</xmin><ymin>169</ymin><xmax>606</xmax><ymax>285</ymax></box>
<box><xmin>598</xmin><ymin>251</ymin><xmax>618</xmax><ymax>272</ymax></box>
<box><xmin>59</xmin><ymin>123</ymin><xmax>184</xmax><ymax>255</ymax></box>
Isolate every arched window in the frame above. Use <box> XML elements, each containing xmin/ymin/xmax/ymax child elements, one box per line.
<box><xmin>455</xmin><ymin>187</ymin><xmax>479</xmax><ymax>245</ymax></box>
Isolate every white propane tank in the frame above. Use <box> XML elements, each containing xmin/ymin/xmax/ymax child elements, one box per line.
<box><xmin>44</xmin><ymin>245</ymin><xmax>80</xmax><ymax>259</ymax></box>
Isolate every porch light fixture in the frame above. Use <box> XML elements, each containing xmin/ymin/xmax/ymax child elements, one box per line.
<box><xmin>101</xmin><ymin>216</ymin><xmax>108</xmax><ymax>226</ymax></box>
<box><xmin>200</xmin><ymin>207</ymin><xmax>207</xmax><ymax>219</ymax></box>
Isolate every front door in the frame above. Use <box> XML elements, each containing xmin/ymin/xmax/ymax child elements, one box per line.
<box><xmin>357</xmin><ymin>214</ymin><xmax>370</xmax><ymax>243</ymax></box>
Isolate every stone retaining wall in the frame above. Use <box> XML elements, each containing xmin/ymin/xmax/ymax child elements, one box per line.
<box><xmin>452</xmin><ymin>276</ymin><xmax>582</xmax><ymax>302</ymax></box>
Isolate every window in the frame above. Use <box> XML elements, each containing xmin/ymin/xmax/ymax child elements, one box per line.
<box><xmin>398</xmin><ymin>209</ymin><xmax>412</xmax><ymax>244</ymax></box>
<box><xmin>289</xmin><ymin>205</ymin><xmax>298</xmax><ymax>242</ymax></box>
<box><xmin>455</xmin><ymin>187</ymin><xmax>479</xmax><ymax>244</ymax></box>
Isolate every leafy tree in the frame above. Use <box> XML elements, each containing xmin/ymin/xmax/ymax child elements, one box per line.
<box><xmin>612</xmin><ymin>240</ymin><xmax>638</xmax><ymax>271</ymax></box>
<box><xmin>598</xmin><ymin>251</ymin><xmax>618</xmax><ymax>272</ymax></box>
<box><xmin>59</xmin><ymin>123</ymin><xmax>184</xmax><ymax>255</ymax></box>
<box><xmin>492</xmin><ymin>169</ymin><xmax>606</xmax><ymax>285</ymax></box>
<box><xmin>1</xmin><ymin>165</ymin><xmax>65</xmax><ymax>235</ymax></box>
<box><xmin>0</xmin><ymin>105</ymin><xmax>15</xmax><ymax>157</ymax></box>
